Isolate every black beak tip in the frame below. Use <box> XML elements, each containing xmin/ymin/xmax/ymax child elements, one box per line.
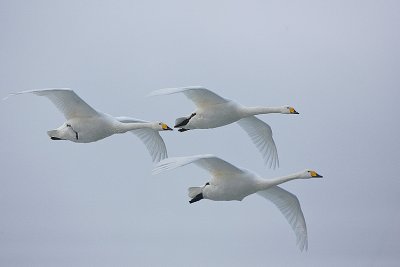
<box><xmin>317</xmin><ymin>174</ymin><xmax>323</xmax><ymax>178</ymax></box>
<box><xmin>294</xmin><ymin>111</ymin><xmax>299</xmax><ymax>114</ymax></box>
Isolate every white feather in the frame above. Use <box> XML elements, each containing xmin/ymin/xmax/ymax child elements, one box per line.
<box><xmin>258</xmin><ymin>186</ymin><xmax>308</xmax><ymax>251</ymax></box>
<box><xmin>237</xmin><ymin>116</ymin><xmax>279</xmax><ymax>169</ymax></box>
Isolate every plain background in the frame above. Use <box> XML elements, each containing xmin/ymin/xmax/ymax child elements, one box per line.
<box><xmin>1</xmin><ymin>0</ymin><xmax>399</xmax><ymax>266</ymax></box>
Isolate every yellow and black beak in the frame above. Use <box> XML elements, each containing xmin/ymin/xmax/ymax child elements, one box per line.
<box><xmin>310</xmin><ymin>171</ymin><xmax>323</xmax><ymax>178</ymax></box>
<box><xmin>289</xmin><ymin>107</ymin><xmax>299</xmax><ymax>114</ymax></box>
<box><xmin>162</xmin><ymin>123</ymin><xmax>173</xmax><ymax>131</ymax></box>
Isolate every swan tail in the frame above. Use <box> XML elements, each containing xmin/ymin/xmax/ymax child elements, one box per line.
<box><xmin>188</xmin><ymin>187</ymin><xmax>203</xmax><ymax>198</ymax></box>
<box><xmin>175</xmin><ymin>117</ymin><xmax>189</xmax><ymax>127</ymax></box>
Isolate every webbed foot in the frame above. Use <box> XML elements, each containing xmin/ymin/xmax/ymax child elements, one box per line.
<box><xmin>189</xmin><ymin>193</ymin><xmax>203</xmax><ymax>204</ymax></box>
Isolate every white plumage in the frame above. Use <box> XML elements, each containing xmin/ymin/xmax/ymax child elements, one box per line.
<box><xmin>6</xmin><ymin>88</ymin><xmax>172</xmax><ymax>162</ymax></box>
<box><xmin>153</xmin><ymin>154</ymin><xmax>323</xmax><ymax>251</ymax></box>
<box><xmin>149</xmin><ymin>86</ymin><xmax>299</xmax><ymax>168</ymax></box>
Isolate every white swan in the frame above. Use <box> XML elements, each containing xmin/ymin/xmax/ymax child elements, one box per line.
<box><xmin>148</xmin><ymin>86</ymin><xmax>299</xmax><ymax>168</ymax></box>
<box><xmin>153</xmin><ymin>154</ymin><xmax>323</xmax><ymax>251</ymax></box>
<box><xmin>6</xmin><ymin>88</ymin><xmax>173</xmax><ymax>162</ymax></box>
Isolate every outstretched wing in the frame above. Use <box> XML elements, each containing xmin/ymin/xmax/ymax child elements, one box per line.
<box><xmin>237</xmin><ymin>116</ymin><xmax>279</xmax><ymax>169</ymax></box>
<box><xmin>116</xmin><ymin>117</ymin><xmax>168</xmax><ymax>163</ymax></box>
<box><xmin>148</xmin><ymin>86</ymin><xmax>229</xmax><ymax>108</ymax></box>
<box><xmin>257</xmin><ymin>186</ymin><xmax>308</xmax><ymax>251</ymax></box>
<box><xmin>152</xmin><ymin>154</ymin><xmax>245</xmax><ymax>177</ymax></box>
<box><xmin>7</xmin><ymin>88</ymin><xmax>98</xmax><ymax>119</ymax></box>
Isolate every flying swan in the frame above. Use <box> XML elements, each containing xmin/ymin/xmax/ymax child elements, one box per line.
<box><xmin>152</xmin><ymin>154</ymin><xmax>323</xmax><ymax>251</ymax></box>
<box><xmin>148</xmin><ymin>86</ymin><xmax>299</xmax><ymax>168</ymax></box>
<box><xmin>5</xmin><ymin>88</ymin><xmax>173</xmax><ymax>162</ymax></box>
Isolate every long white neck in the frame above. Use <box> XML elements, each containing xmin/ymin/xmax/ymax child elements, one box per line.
<box><xmin>113</xmin><ymin>121</ymin><xmax>154</xmax><ymax>133</ymax></box>
<box><xmin>258</xmin><ymin>172</ymin><xmax>303</xmax><ymax>191</ymax></box>
<box><xmin>242</xmin><ymin>106</ymin><xmax>284</xmax><ymax>117</ymax></box>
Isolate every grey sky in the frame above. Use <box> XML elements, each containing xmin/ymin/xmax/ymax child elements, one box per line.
<box><xmin>1</xmin><ymin>0</ymin><xmax>399</xmax><ymax>266</ymax></box>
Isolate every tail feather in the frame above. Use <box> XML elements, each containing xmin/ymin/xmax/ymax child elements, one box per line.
<box><xmin>175</xmin><ymin>117</ymin><xmax>188</xmax><ymax>127</ymax></box>
<box><xmin>188</xmin><ymin>187</ymin><xmax>203</xmax><ymax>198</ymax></box>
<box><xmin>47</xmin><ymin>129</ymin><xmax>57</xmax><ymax>138</ymax></box>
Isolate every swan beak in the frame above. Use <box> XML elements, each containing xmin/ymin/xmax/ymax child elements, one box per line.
<box><xmin>162</xmin><ymin>123</ymin><xmax>173</xmax><ymax>131</ymax></box>
<box><xmin>290</xmin><ymin>107</ymin><xmax>299</xmax><ymax>114</ymax></box>
<box><xmin>50</xmin><ymin>137</ymin><xmax>64</xmax><ymax>140</ymax></box>
<box><xmin>310</xmin><ymin>171</ymin><xmax>323</xmax><ymax>178</ymax></box>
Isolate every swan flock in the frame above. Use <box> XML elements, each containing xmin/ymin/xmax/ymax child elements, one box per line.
<box><xmin>6</xmin><ymin>86</ymin><xmax>322</xmax><ymax>251</ymax></box>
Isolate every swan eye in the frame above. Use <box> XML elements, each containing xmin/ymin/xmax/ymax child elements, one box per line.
<box><xmin>66</xmin><ymin>124</ymin><xmax>71</xmax><ymax>127</ymax></box>
<box><xmin>158</xmin><ymin>123</ymin><xmax>161</xmax><ymax>125</ymax></box>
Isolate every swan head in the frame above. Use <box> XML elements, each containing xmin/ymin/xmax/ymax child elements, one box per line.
<box><xmin>282</xmin><ymin>106</ymin><xmax>299</xmax><ymax>114</ymax></box>
<box><xmin>300</xmin><ymin>169</ymin><xmax>323</xmax><ymax>178</ymax></box>
<box><xmin>155</xmin><ymin>122</ymin><xmax>173</xmax><ymax>131</ymax></box>
<box><xmin>47</xmin><ymin>123</ymin><xmax>78</xmax><ymax>141</ymax></box>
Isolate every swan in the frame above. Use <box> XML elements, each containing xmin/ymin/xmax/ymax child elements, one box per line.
<box><xmin>152</xmin><ymin>154</ymin><xmax>323</xmax><ymax>251</ymax></box>
<box><xmin>5</xmin><ymin>88</ymin><xmax>173</xmax><ymax>162</ymax></box>
<box><xmin>148</xmin><ymin>86</ymin><xmax>299</xmax><ymax>168</ymax></box>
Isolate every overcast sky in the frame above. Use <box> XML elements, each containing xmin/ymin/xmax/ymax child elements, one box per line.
<box><xmin>1</xmin><ymin>0</ymin><xmax>399</xmax><ymax>266</ymax></box>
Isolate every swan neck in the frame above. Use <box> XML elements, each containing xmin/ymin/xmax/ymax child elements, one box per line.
<box><xmin>244</xmin><ymin>106</ymin><xmax>282</xmax><ymax>116</ymax></box>
<box><xmin>114</xmin><ymin>121</ymin><xmax>153</xmax><ymax>133</ymax></box>
<box><xmin>259</xmin><ymin>173</ymin><xmax>301</xmax><ymax>190</ymax></box>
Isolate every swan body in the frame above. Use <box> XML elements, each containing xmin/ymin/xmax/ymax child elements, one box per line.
<box><xmin>153</xmin><ymin>154</ymin><xmax>323</xmax><ymax>251</ymax></box>
<box><xmin>183</xmin><ymin>101</ymin><xmax>244</xmax><ymax>129</ymax></box>
<box><xmin>149</xmin><ymin>86</ymin><xmax>299</xmax><ymax>168</ymax></box>
<box><xmin>6</xmin><ymin>88</ymin><xmax>172</xmax><ymax>162</ymax></box>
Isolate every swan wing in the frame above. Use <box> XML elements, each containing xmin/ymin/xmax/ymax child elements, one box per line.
<box><xmin>152</xmin><ymin>154</ymin><xmax>245</xmax><ymax>177</ymax></box>
<box><xmin>237</xmin><ymin>116</ymin><xmax>279</xmax><ymax>169</ymax></box>
<box><xmin>148</xmin><ymin>86</ymin><xmax>229</xmax><ymax>108</ymax></box>
<box><xmin>116</xmin><ymin>117</ymin><xmax>168</xmax><ymax>162</ymax></box>
<box><xmin>7</xmin><ymin>88</ymin><xmax>98</xmax><ymax>119</ymax></box>
<box><xmin>257</xmin><ymin>186</ymin><xmax>308</xmax><ymax>251</ymax></box>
